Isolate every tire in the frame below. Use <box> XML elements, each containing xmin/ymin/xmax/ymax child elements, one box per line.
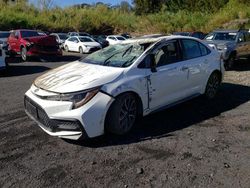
<box><xmin>21</xmin><ymin>47</ymin><xmax>27</xmax><ymax>61</ymax></box>
<box><xmin>64</xmin><ymin>45</ymin><xmax>69</xmax><ymax>52</ymax></box>
<box><xmin>79</xmin><ymin>46</ymin><xmax>83</xmax><ymax>54</ymax></box>
<box><xmin>106</xmin><ymin>93</ymin><xmax>138</xmax><ymax>135</ymax></box>
<box><xmin>204</xmin><ymin>72</ymin><xmax>221</xmax><ymax>99</ymax></box>
<box><xmin>224</xmin><ymin>54</ymin><xmax>235</xmax><ymax>70</ymax></box>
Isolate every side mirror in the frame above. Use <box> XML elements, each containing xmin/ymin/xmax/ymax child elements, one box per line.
<box><xmin>149</xmin><ymin>54</ymin><xmax>157</xmax><ymax>72</ymax></box>
<box><xmin>238</xmin><ymin>38</ymin><xmax>243</xmax><ymax>43</ymax></box>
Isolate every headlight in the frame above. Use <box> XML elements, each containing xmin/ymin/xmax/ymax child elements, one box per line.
<box><xmin>42</xmin><ymin>87</ymin><xmax>100</xmax><ymax>109</ymax></box>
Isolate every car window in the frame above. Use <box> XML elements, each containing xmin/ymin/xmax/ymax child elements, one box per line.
<box><xmin>244</xmin><ymin>32</ymin><xmax>250</xmax><ymax>42</ymax></box>
<box><xmin>20</xmin><ymin>30</ymin><xmax>40</xmax><ymax>38</ymax></box>
<box><xmin>109</xmin><ymin>37</ymin><xmax>116</xmax><ymax>40</ymax></box>
<box><xmin>68</xmin><ymin>37</ymin><xmax>75</xmax><ymax>42</ymax></box>
<box><xmin>79</xmin><ymin>37</ymin><xmax>94</xmax><ymax>42</ymax></box>
<box><xmin>155</xmin><ymin>41</ymin><xmax>180</xmax><ymax>67</ymax></box>
<box><xmin>117</xmin><ymin>36</ymin><xmax>125</xmax><ymax>40</ymax></box>
<box><xmin>182</xmin><ymin>39</ymin><xmax>201</xmax><ymax>60</ymax></box>
<box><xmin>15</xmin><ymin>31</ymin><xmax>20</xmax><ymax>38</ymax></box>
<box><xmin>238</xmin><ymin>33</ymin><xmax>245</xmax><ymax>42</ymax></box>
<box><xmin>0</xmin><ymin>32</ymin><xmax>10</xmax><ymax>38</ymax></box>
<box><xmin>199</xmin><ymin>43</ymin><xmax>210</xmax><ymax>56</ymax></box>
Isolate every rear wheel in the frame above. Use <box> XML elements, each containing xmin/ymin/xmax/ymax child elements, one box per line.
<box><xmin>204</xmin><ymin>72</ymin><xmax>221</xmax><ymax>99</ymax></box>
<box><xmin>106</xmin><ymin>93</ymin><xmax>138</xmax><ymax>135</ymax></box>
<box><xmin>21</xmin><ymin>47</ymin><xmax>27</xmax><ymax>61</ymax></box>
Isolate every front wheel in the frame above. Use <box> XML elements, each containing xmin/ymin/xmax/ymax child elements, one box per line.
<box><xmin>106</xmin><ymin>93</ymin><xmax>138</xmax><ymax>135</ymax></box>
<box><xmin>224</xmin><ymin>55</ymin><xmax>235</xmax><ymax>70</ymax></box>
<box><xmin>204</xmin><ymin>72</ymin><xmax>221</xmax><ymax>99</ymax></box>
<box><xmin>21</xmin><ymin>47</ymin><xmax>27</xmax><ymax>61</ymax></box>
<box><xmin>79</xmin><ymin>46</ymin><xmax>84</xmax><ymax>54</ymax></box>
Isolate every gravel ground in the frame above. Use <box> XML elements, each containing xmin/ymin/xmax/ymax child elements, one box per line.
<box><xmin>0</xmin><ymin>53</ymin><xmax>249</xmax><ymax>188</ymax></box>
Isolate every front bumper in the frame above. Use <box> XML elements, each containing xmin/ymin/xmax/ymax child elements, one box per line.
<box><xmin>24</xmin><ymin>87</ymin><xmax>114</xmax><ymax>140</ymax></box>
<box><xmin>27</xmin><ymin>45</ymin><xmax>62</xmax><ymax>57</ymax></box>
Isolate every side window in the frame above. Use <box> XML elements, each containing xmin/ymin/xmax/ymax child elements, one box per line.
<box><xmin>68</xmin><ymin>37</ymin><xmax>73</xmax><ymax>42</ymax></box>
<box><xmin>199</xmin><ymin>43</ymin><xmax>211</xmax><ymax>56</ymax></box>
<box><xmin>244</xmin><ymin>32</ymin><xmax>250</xmax><ymax>42</ymax></box>
<box><xmin>10</xmin><ymin>31</ymin><xmax>15</xmax><ymax>38</ymax></box>
<box><xmin>238</xmin><ymin>33</ymin><xmax>245</xmax><ymax>42</ymax></box>
<box><xmin>14</xmin><ymin>31</ymin><xmax>19</xmax><ymax>39</ymax></box>
<box><xmin>155</xmin><ymin>41</ymin><xmax>180</xmax><ymax>67</ymax></box>
<box><xmin>181</xmin><ymin>39</ymin><xmax>201</xmax><ymax>60</ymax></box>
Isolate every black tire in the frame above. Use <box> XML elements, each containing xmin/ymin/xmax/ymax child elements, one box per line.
<box><xmin>224</xmin><ymin>54</ymin><xmax>235</xmax><ymax>70</ymax></box>
<box><xmin>64</xmin><ymin>45</ymin><xmax>69</xmax><ymax>52</ymax></box>
<box><xmin>79</xmin><ymin>46</ymin><xmax>83</xmax><ymax>54</ymax></box>
<box><xmin>106</xmin><ymin>93</ymin><xmax>138</xmax><ymax>135</ymax></box>
<box><xmin>204</xmin><ymin>72</ymin><xmax>221</xmax><ymax>99</ymax></box>
<box><xmin>21</xmin><ymin>47</ymin><xmax>27</xmax><ymax>61</ymax></box>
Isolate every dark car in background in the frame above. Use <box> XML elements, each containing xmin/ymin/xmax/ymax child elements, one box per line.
<box><xmin>173</xmin><ymin>31</ymin><xmax>206</xmax><ymax>39</ymax></box>
<box><xmin>121</xmin><ymin>33</ymin><xmax>132</xmax><ymax>39</ymax></box>
<box><xmin>92</xmin><ymin>35</ymin><xmax>109</xmax><ymax>48</ymax></box>
<box><xmin>8</xmin><ymin>29</ymin><xmax>62</xmax><ymax>61</ymax></box>
<box><xmin>0</xmin><ymin>31</ymin><xmax>10</xmax><ymax>48</ymax></box>
<box><xmin>50</xmin><ymin>33</ymin><xmax>69</xmax><ymax>49</ymax></box>
<box><xmin>205</xmin><ymin>29</ymin><xmax>250</xmax><ymax>70</ymax></box>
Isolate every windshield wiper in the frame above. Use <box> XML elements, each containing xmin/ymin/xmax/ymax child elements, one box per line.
<box><xmin>121</xmin><ymin>56</ymin><xmax>137</xmax><ymax>67</ymax></box>
<box><xmin>122</xmin><ymin>45</ymin><xmax>133</xmax><ymax>57</ymax></box>
<box><xmin>103</xmin><ymin>51</ymin><xmax>121</xmax><ymax>66</ymax></box>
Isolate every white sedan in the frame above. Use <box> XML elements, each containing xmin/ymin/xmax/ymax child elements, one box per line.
<box><xmin>64</xmin><ymin>36</ymin><xmax>101</xmax><ymax>53</ymax></box>
<box><xmin>106</xmin><ymin>35</ymin><xmax>126</xmax><ymax>45</ymax></box>
<box><xmin>25</xmin><ymin>36</ymin><xmax>224</xmax><ymax>140</ymax></box>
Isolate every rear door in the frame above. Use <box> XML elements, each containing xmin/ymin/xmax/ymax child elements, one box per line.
<box><xmin>180</xmin><ymin>39</ymin><xmax>210</xmax><ymax>95</ymax></box>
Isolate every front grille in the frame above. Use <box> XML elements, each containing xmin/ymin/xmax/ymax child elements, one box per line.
<box><xmin>24</xmin><ymin>96</ymin><xmax>81</xmax><ymax>133</ymax></box>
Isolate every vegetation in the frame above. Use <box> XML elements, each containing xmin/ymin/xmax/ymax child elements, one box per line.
<box><xmin>0</xmin><ymin>0</ymin><xmax>249</xmax><ymax>35</ymax></box>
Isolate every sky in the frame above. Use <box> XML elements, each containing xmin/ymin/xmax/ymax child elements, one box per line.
<box><xmin>30</xmin><ymin>0</ymin><xmax>132</xmax><ymax>7</ymax></box>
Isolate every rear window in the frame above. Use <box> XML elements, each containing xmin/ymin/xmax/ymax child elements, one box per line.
<box><xmin>117</xmin><ymin>37</ymin><xmax>125</xmax><ymax>40</ymax></box>
<box><xmin>21</xmin><ymin>31</ymin><xmax>40</xmax><ymax>38</ymax></box>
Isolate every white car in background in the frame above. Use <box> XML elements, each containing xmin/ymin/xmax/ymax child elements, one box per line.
<box><xmin>25</xmin><ymin>36</ymin><xmax>224</xmax><ymax>140</ymax></box>
<box><xmin>0</xmin><ymin>46</ymin><xmax>7</xmax><ymax>72</ymax></box>
<box><xmin>64</xmin><ymin>36</ymin><xmax>101</xmax><ymax>53</ymax></box>
<box><xmin>106</xmin><ymin>35</ymin><xmax>126</xmax><ymax>45</ymax></box>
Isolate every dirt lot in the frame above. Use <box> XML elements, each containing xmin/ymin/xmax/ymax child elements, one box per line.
<box><xmin>0</xmin><ymin>53</ymin><xmax>249</xmax><ymax>188</ymax></box>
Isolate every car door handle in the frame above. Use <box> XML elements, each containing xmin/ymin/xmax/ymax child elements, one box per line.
<box><xmin>181</xmin><ymin>66</ymin><xmax>189</xmax><ymax>71</ymax></box>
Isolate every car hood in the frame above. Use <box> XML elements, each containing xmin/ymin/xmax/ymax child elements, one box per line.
<box><xmin>23</xmin><ymin>35</ymin><xmax>58</xmax><ymax>46</ymax></box>
<box><xmin>81</xmin><ymin>41</ymin><xmax>100</xmax><ymax>47</ymax></box>
<box><xmin>34</xmin><ymin>61</ymin><xmax>124</xmax><ymax>93</ymax></box>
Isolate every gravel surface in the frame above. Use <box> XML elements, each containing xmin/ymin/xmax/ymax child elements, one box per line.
<box><xmin>0</xmin><ymin>54</ymin><xmax>249</xmax><ymax>188</ymax></box>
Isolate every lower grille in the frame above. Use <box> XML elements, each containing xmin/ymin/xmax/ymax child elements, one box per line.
<box><xmin>90</xmin><ymin>47</ymin><xmax>101</xmax><ymax>52</ymax></box>
<box><xmin>24</xmin><ymin>96</ymin><xmax>81</xmax><ymax>133</ymax></box>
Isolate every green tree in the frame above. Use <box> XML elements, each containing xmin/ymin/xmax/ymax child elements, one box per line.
<box><xmin>133</xmin><ymin>0</ymin><xmax>164</xmax><ymax>15</ymax></box>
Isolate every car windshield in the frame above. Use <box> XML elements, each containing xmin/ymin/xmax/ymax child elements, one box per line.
<box><xmin>21</xmin><ymin>31</ymin><xmax>40</xmax><ymax>38</ymax></box>
<box><xmin>58</xmin><ymin>34</ymin><xmax>68</xmax><ymax>40</ymax></box>
<box><xmin>81</xmin><ymin>43</ymin><xmax>149</xmax><ymax>68</ymax></box>
<box><xmin>206</xmin><ymin>32</ymin><xmax>237</xmax><ymax>41</ymax></box>
<box><xmin>117</xmin><ymin>36</ymin><xmax>125</xmax><ymax>40</ymax></box>
<box><xmin>0</xmin><ymin>32</ymin><xmax>10</xmax><ymax>38</ymax></box>
<box><xmin>79</xmin><ymin>37</ymin><xmax>94</xmax><ymax>42</ymax></box>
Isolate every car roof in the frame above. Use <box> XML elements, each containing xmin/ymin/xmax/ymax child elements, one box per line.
<box><xmin>107</xmin><ymin>35</ymin><xmax>124</xmax><ymax>38</ymax></box>
<box><xmin>122</xmin><ymin>35</ymin><xmax>200</xmax><ymax>45</ymax></box>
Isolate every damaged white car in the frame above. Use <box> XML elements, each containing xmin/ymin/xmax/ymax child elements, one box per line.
<box><xmin>24</xmin><ymin>36</ymin><xmax>224</xmax><ymax>140</ymax></box>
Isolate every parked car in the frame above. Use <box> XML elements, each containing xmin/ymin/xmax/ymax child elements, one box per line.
<box><xmin>68</xmin><ymin>32</ymin><xmax>91</xmax><ymax>37</ymax></box>
<box><xmin>64</xmin><ymin>36</ymin><xmax>101</xmax><ymax>53</ymax></box>
<box><xmin>0</xmin><ymin>31</ymin><xmax>10</xmax><ymax>48</ymax></box>
<box><xmin>173</xmin><ymin>31</ymin><xmax>206</xmax><ymax>39</ymax></box>
<box><xmin>106</xmin><ymin>35</ymin><xmax>126</xmax><ymax>45</ymax></box>
<box><xmin>24</xmin><ymin>35</ymin><xmax>224</xmax><ymax>140</ymax></box>
<box><xmin>7</xmin><ymin>29</ymin><xmax>62</xmax><ymax>61</ymax></box>
<box><xmin>92</xmin><ymin>35</ymin><xmax>109</xmax><ymax>48</ymax></box>
<box><xmin>0</xmin><ymin>45</ymin><xmax>8</xmax><ymax>72</ymax></box>
<box><xmin>204</xmin><ymin>29</ymin><xmax>250</xmax><ymax>70</ymax></box>
<box><xmin>50</xmin><ymin>33</ymin><xmax>69</xmax><ymax>49</ymax></box>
